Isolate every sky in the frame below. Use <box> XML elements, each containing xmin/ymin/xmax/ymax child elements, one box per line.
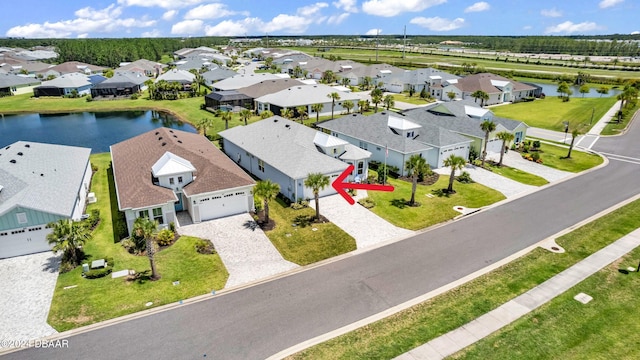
<box><xmin>1</xmin><ymin>0</ymin><xmax>638</xmax><ymax>39</ymax></box>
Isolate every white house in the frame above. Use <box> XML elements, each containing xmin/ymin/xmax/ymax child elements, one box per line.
<box><xmin>438</xmin><ymin>73</ymin><xmax>537</xmax><ymax>105</ymax></box>
<box><xmin>110</xmin><ymin>128</ymin><xmax>255</xmax><ymax>237</ymax></box>
<box><xmin>219</xmin><ymin>117</ymin><xmax>371</xmax><ymax>202</ymax></box>
<box><xmin>254</xmin><ymin>84</ymin><xmax>361</xmax><ymax>118</ymax></box>
<box><xmin>0</xmin><ymin>142</ymin><xmax>92</xmax><ymax>258</ymax></box>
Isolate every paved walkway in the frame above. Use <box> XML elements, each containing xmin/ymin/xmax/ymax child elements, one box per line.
<box><xmin>395</xmin><ymin>228</ymin><xmax>640</xmax><ymax>359</ymax></box>
<box><xmin>434</xmin><ymin>164</ymin><xmax>535</xmax><ymax>199</ymax></box>
<box><xmin>177</xmin><ymin>213</ymin><xmax>298</xmax><ymax>289</ymax></box>
<box><xmin>309</xmin><ymin>192</ymin><xmax>414</xmax><ymax>249</ymax></box>
<box><xmin>487</xmin><ymin>151</ymin><xmax>573</xmax><ymax>182</ymax></box>
<box><xmin>0</xmin><ymin>252</ymin><xmax>60</xmax><ymax>342</ymax></box>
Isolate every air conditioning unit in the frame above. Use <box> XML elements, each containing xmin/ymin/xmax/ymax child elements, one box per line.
<box><xmin>87</xmin><ymin>192</ymin><xmax>97</xmax><ymax>203</ymax></box>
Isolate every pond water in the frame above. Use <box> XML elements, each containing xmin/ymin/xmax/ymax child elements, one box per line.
<box><xmin>0</xmin><ymin>110</ymin><xmax>196</xmax><ymax>153</ymax></box>
<box><xmin>527</xmin><ymin>82</ymin><xmax>622</xmax><ymax>98</ymax></box>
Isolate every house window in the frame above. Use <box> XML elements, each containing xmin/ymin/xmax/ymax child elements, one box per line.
<box><xmin>357</xmin><ymin>162</ymin><xmax>364</xmax><ymax>175</ymax></box>
<box><xmin>258</xmin><ymin>159</ymin><xmax>265</xmax><ymax>172</ymax></box>
<box><xmin>16</xmin><ymin>212</ymin><xmax>27</xmax><ymax>224</ymax></box>
<box><xmin>358</xmin><ymin>141</ymin><xmax>368</xmax><ymax>150</ymax></box>
<box><xmin>169</xmin><ymin>177</ymin><xmax>175</xmax><ymax>185</ymax></box>
<box><xmin>178</xmin><ymin>176</ymin><xmax>183</xmax><ymax>184</ymax></box>
<box><xmin>333</xmin><ymin>148</ymin><xmax>337</xmax><ymax>154</ymax></box>
<box><xmin>139</xmin><ymin>209</ymin><xmax>150</xmax><ymax>218</ymax></box>
<box><xmin>152</xmin><ymin>207</ymin><xmax>164</xmax><ymax>224</ymax></box>
<box><xmin>406</xmin><ymin>131</ymin><xmax>414</xmax><ymax>138</ymax></box>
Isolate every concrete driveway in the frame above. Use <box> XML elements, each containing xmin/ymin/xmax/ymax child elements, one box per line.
<box><xmin>309</xmin><ymin>192</ymin><xmax>414</xmax><ymax>249</ymax></box>
<box><xmin>434</xmin><ymin>164</ymin><xmax>536</xmax><ymax>199</ymax></box>
<box><xmin>0</xmin><ymin>252</ymin><xmax>60</xmax><ymax>343</ymax></box>
<box><xmin>177</xmin><ymin>213</ymin><xmax>298</xmax><ymax>289</ymax></box>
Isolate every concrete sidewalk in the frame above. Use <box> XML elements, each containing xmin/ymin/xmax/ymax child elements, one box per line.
<box><xmin>395</xmin><ymin>228</ymin><xmax>640</xmax><ymax>360</ymax></box>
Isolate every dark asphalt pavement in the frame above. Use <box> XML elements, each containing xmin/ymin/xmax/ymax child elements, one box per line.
<box><xmin>5</xmin><ymin>113</ymin><xmax>640</xmax><ymax>360</ymax></box>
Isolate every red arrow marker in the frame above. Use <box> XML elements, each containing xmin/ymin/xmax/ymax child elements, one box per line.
<box><xmin>332</xmin><ymin>165</ymin><xmax>394</xmax><ymax>205</ymax></box>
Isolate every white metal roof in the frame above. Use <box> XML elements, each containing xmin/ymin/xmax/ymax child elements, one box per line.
<box><xmin>388</xmin><ymin>115</ymin><xmax>422</xmax><ymax>131</ymax></box>
<box><xmin>151</xmin><ymin>151</ymin><xmax>196</xmax><ymax>177</ymax></box>
<box><xmin>313</xmin><ymin>132</ymin><xmax>348</xmax><ymax>148</ymax></box>
<box><xmin>464</xmin><ymin>105</ymin><xmax>490</xmax><ymax>118</ymax></box>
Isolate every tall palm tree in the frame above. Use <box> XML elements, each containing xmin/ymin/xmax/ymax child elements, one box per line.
<box><xmin>383</xmin><ymin>94</ymin><xmax>395</xmax><ymax>110</ymax></box>
<box><xmin>358</xmin><ymin>99</ymin><xmax>368</xmax><ymax>114</ymax></box>
<box><xmin>566</xmin><ymin>128</ymin><xmax>581</xmax><ymax>159</ymax></box>
<box><xmin>496</xmin><ymin>131</ymin><xmax>515</xmax><ymax>166</ymax></box>
<box><xmin>405</xmin><ymin>154</ymin><xmax>429</xmax><ymax>206</ymax></box>
<box><xmin>311</xmin><ymin>103</ymin><xmax>323</xmax><ymax>124</ymax></box>
<box><xmin>304</xmin><ymin>173</ymin><xmax>330</xmax><ymax>221</ymax></box>
<box><xmin>371</xmin><ymin>88</ymin><xmax>383</xmax><ymax>113</ymax></box>
<box><xmin>280</xmin><ymin>107</ymin><xmax>294</xmax><ymax>120</ymax></box>
<box><xmin>46</xmin><ymin>219</ymin><xmax>91</xmax><ymax>267</ymax></box>
<box><xmin>327</xmin><ymin>92</ymin><xmax>341</xmax><ymax>119</ymax></box>
<box><xmin>480</xmin><ymin>120</ymin><xmax>497</xmax><ymax>167</ymax></box>
<box><xmin>361</xmin><ymin>76</ymin><xmax>372</xmax><ymax>90</ymax></box>
<box><xmin>443</xmin><ymin>154</ymin><xmax>466</xmax><ymax>193</ymax></box>
<box><xmin>342</xmin><ymin>100</ymin><xmax>354</xmax><ymax>114</ymax></box>
<box><xmin>254</xmin><ymin>180</ymin><xmax>280</xmax><ymax>225</ymax></box>
<box><xmin>296</xmin><ymin>106</ymin><xmax>308</xmax><ymax>123</ymax></box>
<box><xmin>194</xmin><ymin>118</ymin><xmax>213</xmax><ymax>138</ymax></box>
<box><xmin>239</xmin><ymin>108</ymin><xmax>252</xmax><ymax>125</ymax></box>
<box><xmin>133</xmin><ymin>217</ymin><xmax>160</xmax><ymax>280</ymax></box>
<box><xmin>340</xmin><ymin>77</ymin><xmax>351</xmax><ymax>87</ymax></box>
<box><xmin>221</xmin><ymin>111</ymin><xmax>232</xmax><ymax>130</ymax></box>
<box><xmin>471</xmin><ymin>90</ymin><xmax>489</xmax><ymax>107</ymax></box>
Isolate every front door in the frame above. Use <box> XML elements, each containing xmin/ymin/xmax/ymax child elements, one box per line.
<box><xmin>175</xmin><ymin>193</ymin><xmax>184</xmax><ymax>212</ymax></box>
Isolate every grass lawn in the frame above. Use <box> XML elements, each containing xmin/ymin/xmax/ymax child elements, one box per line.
<box><xmin>264</xmin><ymin>198</ymin><xmax>356</xmax><ymax>266</ymax></box>
<box><xmin>48</xmin><ymin>153</ymin><xmax>228</xmax><ymax>332</ymax></box>
<box><xmin>486</xmin><ymin>163</ymin><xmax>548</xmax><ymax>186</ymax></box>
<box><xmin>531</xmin><ymin>143</ymin><xmax>603</xmax><ymax>173</ymax></box>
<box><xmin>601</xmin><ymin>103</ymin><xmax>639</xmax><ymax>136</ymax></box>
<box><xmin>366</xmin><ymin>175</ymin><xmax>505</xmax><ymax>230</ymax></box>
<box><xmin>288</xmin><ymin>197</ymin><xmax>640</xmax><ymax>360</ymax></box>
<box><xmin>391</xmin><ymin>93</ymin><xmax>435</xmax><ymax>105</ymax></box>
<box><xmin>491</xmin><ymin>96</ymin><xmax>618</xmax><ymax>132</ymax></box>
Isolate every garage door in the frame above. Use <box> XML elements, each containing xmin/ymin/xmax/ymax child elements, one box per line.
<box><xmin>486</xmin><ymin>138</ymin><xmax>503</xmax><ymax>154</ymax></box>
<box><xmin>198</xmin><ymin>191</ymin><xmax>249</xmax><ymax>221</ymax></box>
<box><xmin>0</xmin><ymin>226</ymin><xmax>51</xmax><ymax>259</ymax></box>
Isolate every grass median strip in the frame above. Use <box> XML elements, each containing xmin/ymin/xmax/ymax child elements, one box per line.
<box><xmin>288</xmin><ymin>197</ymin><xmax>640</xmax><ymax>360</ymax></box>
<box><xmin>485</xmin><ymin>163</ymin><xmax>548</xmax><ymax>186</ymax></box>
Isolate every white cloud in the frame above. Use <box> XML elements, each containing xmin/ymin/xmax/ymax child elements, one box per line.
<box><xmin>171</xmin><ymin>19</ymin><xmax>204</xmax><ymax>35</ymax></box>
<box><xmin>365</xmin><ymin>28</ymin><xmax>382</xmax><ymax>35</ymax></box>
<box><xmin>263</xmin><ymin>14</ymin><xmax>311</xmax><ymax>34</ymax></box>
<box><xmin>410</xmin><ymin>16</ymin><xmax>465</xmax><ymax>31</ymax></box>
<box><xmin>599</xmin><ymin>0</ymin><xmax>624</xmax><ymax>9</ymax></box>
<box><xmin>541</xmin><ymin>8</ymin><xmax>562</xmax><ymax>17</ymax></box>
<box><xmin>162</xmin><ymin>10</ymin><xmax>178</xmax><ymax>21</ymax></box>
<box><xmin>77</xmin><ymin>33</ymin><xmax>89</xmax><ymax>39</ymax></box>
<box><xmin>298</xmin><ymin>2</ymin><xmax>329</xmax><ymax>17</ymax></box>
<box><xmin>142</xmin><ymin>29</ymin><xmax>162</xmax><ymax>37</ymax></box>
<box><xmin>464</xmin><ymin>2</ymin><xmax>490</xmax><ymax>13</ymax></box>
<box><xmin>631</xmin><ymin>30</ymin><xmax>640</xmax><ymax>35</ymax></box>
<box><xmin>545</xmin><ymin>21</ymin><xmax>602</xmax><ymax>34</ymax></box>
<box><xmin>184</xmin><ymin>3</ymin><xmax>236</xmax><ymax>20</ymax></box>
<box><xmin>333</xmin><ymin>0</ymin><xmax>358</xmax><ymax>12</ymax></box>
<box><xmin>523</xmin><ymin>25</ymin><xmax>533</xmax><ymax>30</ymax></box>
<box><xmin>117</xmin><ymin>0</ymin><xmax>206</xmax><ymax>9</ymax></box>
<box><xmin>205</xmin><ymin>18</ymin><xmax>260</xmax><ymax>36</ymax></box>
<box><xmin>363</xmin><ymin>0</ymin><xmax>446</xmax><ymax>17</ymax></box>
<box><xmin>327</xmin><ymin>13</ymin><xmax>350</xmax><ymax>24</ymax></box>
<box><xmin>5</xmin><ymin>5</ymin><xmax>156</xmax><ymax>38</ymax></box>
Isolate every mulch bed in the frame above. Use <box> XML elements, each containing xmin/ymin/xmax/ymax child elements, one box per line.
<box><xmin>397</xmin><ymin>172</ymin><xmax>440</xmax><ymax>186</ymax></box>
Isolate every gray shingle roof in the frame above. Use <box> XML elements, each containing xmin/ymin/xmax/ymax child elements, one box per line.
<box><xmin>219</xmin><ymin>117</ymin><xmax>349</xmax><ymax>179</ymax></box>
<box><xmin>254</xmin><ymin>84</ymin><xmax>360</xmax><ymax>108</ymax></box>
<box><xmin>0</xmin><ymin>141</ymin><xmax>90</xmax><ymax>217</ymax></box>
<box><xmin>0</xmin><ymin>73</ymin><xmax>41</xmax><ymax>88</ymax></box>
<box><xmin>38</xmin><ymin>73</ymin><xmax>91</xmax><ymax>88</ymax></box>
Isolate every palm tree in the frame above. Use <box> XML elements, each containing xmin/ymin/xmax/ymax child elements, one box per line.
<box><xmin>405</xmin><ymin>155</ymin><xmax>428</xmax><ymax>206</ymax></box>
<box><xmin>221</xmin><ymin>111</ymin><xmax>232</xmax><ymax>130</ymax></box>
<box><xmin>311</xmin><ymin>103</ymin><xmax>323</xmax><ymax>123</ymax></box>
<box><xmin>361</xmin><ymin>76</ymin><xmax>372</xmax><ymax>90</ymax></box>
<box><xmin>304</xmin><ymin>173</ymin><xmax>330</xmax><ymax>221</ymax></box>
<box><xmin>254</xmin><ymin>180</ymin><xmax>280</xmax><ymax>225</ymax></box>
<box><xmin>260</xmin><ymin>110</ymin><xmax>274</xmax><ymax>119</ymax></box>
<box><xmin>292</xmin><ymin>65</ymin><xmax>303</xmax><ymax>78</ymax></box>
<box><xmin>239</xmin><ymin>108</ymin><xmax>252</xmax><ymax>125</ymax></box>
<box><xmin>342</xmin><ymin>100</ymin><xmax>354</xmax><ymax>114</ymax></box>
<box><xmin>443</xmin><ymin>154</ymin><xmax>466</xmax><ymax>193</ymax></box>
<box><xmin>358</xmin><ymin>99</ymin><xmax>368</xmax><ymax>114</ymax></box>
<box><xmin>280</xmin><ymin>107</ymin><xmax>294</xmax><ymax>120</ymax></box>
<box><xmin>133</xmin><ymin>217</ymin><xmax>160</xmax><ymax>280</ymax></box>
<box><xmin>327</xmin><ymin>92</ymin><xmax>341</xmax><ymax>119</ymax></box>
<box><xmin>471</xmin><ymin>90</ymin><xmax>489</xmax><ymax>107</ymax></box>
<box><xmin>296</xmin><ymin>106</ymin><xmax>308</xmax><ymax>123</ymax></box>
<box><xmin>496</xmin><ymin>131</ymin><xmax>515</xmax><ymax>166</ymax></box>
<box><xmin>340</xmin><ymin>77</ymin><xmax>351</xmax><ymax>87</ymax></box>
<box><xmin>46</xmin><ymin>219</ymin><xmax>91</xmax><ymax>267</ymax></box>
<box><xmin>194</xmin><ymin>118</ymin><xmax>213</xmax><ymax>138</ymax></box>
<box><xmin>371</xmin><ymin>88</ymin><xmax>383</xmax><ymax>113</ymax></box>
<box><xmin>383</xmin><ymin>94</ymin><xmax>395</xmax><ymax>110</ymax></box>
<box><xmin>480</xmin><ymin>120</ymin><xmax>497</xmax><ymax>167</ymax></box>
<box><xmin>566</xmin><ymin>128</ymin><xmax>581</xmax><ymax>159</ymax></box>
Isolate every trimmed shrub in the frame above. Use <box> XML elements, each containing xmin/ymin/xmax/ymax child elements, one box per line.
<box><xmin>456</xmin><ymin>171</ymin><xmax>474</xmax><ymax>184</ymax></box>
<box><xmin>84</xmin><ymin>267</ymin><xmax>112</xmax><ymax>279</ymax></box>
<box><xmin>156</xmin><ymin>229</ymin><xmax>175</xmax><ymax>246</ymax></box>
<box><xmin>86</xmin><ymin>209</ymin><xmax>100</xmax><ymax>230</ymax></box>
<box><xmin>357</xmin><ymin>197</ymin><xmax>376</xmax><ymax>209</ymax></box>
<box><xmin>195</xmin><ymin>239</ymin><xmax>216</xmax><ymax>255</ymax></box>
<box><xmin>290</xmin><ymin>200</ymin><xmax>309</xmax><ymax>210</ymax></box>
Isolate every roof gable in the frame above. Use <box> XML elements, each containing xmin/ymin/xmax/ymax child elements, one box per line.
<box><xmin>151</xmin><ymin>151</ymin><xmax>196</xmax><ymax>177</ymax></box>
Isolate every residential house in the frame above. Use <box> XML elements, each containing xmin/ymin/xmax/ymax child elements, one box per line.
<box><xmin>0</xmin><ymin>74</ymin><xmax>41</xmax><ymax>96</ymax></box>
<box><xmin>403</xmin><ymin>100</ymin><xmax>528</xmax><ymax>156</ymax></box>
<box><xmin>254</xmin><ymin>84</ymin><xmax>361</xmax><ymax>117</ymax></box>
<box><xmin>155</xmin><ymin>69</ymin><xmax>195</xmax><ymax>90</ymax></box>
<box><xmin>339</xmin><ymin>63</ymin><xmax>405</xmax><ymax>88</ymax></box>
<box><xmin>37</xmin><ymin>61</ymin><xmax>107</xmax><ymax>78</ymax></box>
<box><xmin>0</xmin><ymin>142</ymin><xmax>92</xmax><ymax>259</ymax></box>
<box><xmin>116</xmin><ymin>59</ymin><xmax>166</xmax><ymax>78</ymax></box>
<box><xmin>110</xmin><ymin>128</ymin><xmax>255</xmax><ymax>237</ymax></box>
<box><xmin>205</xmin><ymin>78</ymin><xmax>303</xmax><ymax>110</ymax></box>
<box><xmin>439</xmin><ymin>73</ymin><xmax>536</xmax><ymax>105</ymax></box>
<box><xmin>33</xmin><ymin>73</ymin><xmax>92</xmax><ymax>97</ymax></box>
<box><xmin>201</xmin><ymin>67</ymin><xmax>238</xmax><ymax>87</ymax></box>
<box><xmin>318</xmin><ymin>111</ymin><xmax>472</xmax><ymax>172</ymax></box>
<box><xmin>219</xmin><ymin>117</ymin><xmax>371</xmax><ymax>202</ymax></box>
<box><xmin>90</xmin><ymin>71</ymin><xmax>149</xmax><ymax>98</ymax></box>
<box><xmin>212</xmin><ymin>73</ymin><xmax>288</xmax><ymax>91</ymax></box>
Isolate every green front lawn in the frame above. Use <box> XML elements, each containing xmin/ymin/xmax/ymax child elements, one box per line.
<box><xmin>531</xmin><ymin>142</ymin><xmax>603</xmax><ymax>172</ymax></box>
<box><xmin>48</xmin><ymin>153</ymin><xmax>228</xmax><ymax>332</ymax></box>
<box><xmin>491</xmin><ymin>96</ymin><xmax>618</xmax><ymax>132</ymax></box>
<box><xmin>601</xmin><ymin>102</ymin><xmax>639</xmax><ymax>136</ymax></box>
<box><xmin>391</xmin><ymin>93</ymin><xmax>435</xmax><ymax>105</ymax></box>
<box><xmin>367</xmin><ymin>175</ymin><xmax>505</xmax><ymax>230</ymax></box>
<box><xmin>289</xmin><ymin>193</ymin><xmax>640</xmax><ymax>360</ymax></box>
<box><xmin>264</xmin><ymin>198</ymin><xmax>356</xmax><ymax>266</ymax></box>
<box><xmin>486</xmin><ymin>163</ymin><xmax>549</xmax><ymax>186</ymax></box>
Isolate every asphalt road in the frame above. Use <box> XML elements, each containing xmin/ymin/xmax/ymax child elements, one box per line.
<box><xmin>6</xmin><ymin>113</ymin><xmax>640</xmax><ymax>360</ymax></box>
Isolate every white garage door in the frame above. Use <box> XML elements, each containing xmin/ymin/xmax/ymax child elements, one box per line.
<box><xmin>198</xmin><ymin>191</ymin><xmax>249</xmax><ymax>221</ymax></box>
<box><xmin>0</xmin><ymin>226</ymin><xmax>51</xmax><ymax>259</ymax></box>
<box><xmin>486</xmin><ymin>138</ymin><xmax>503</xmax><ymax>154</ymax></box>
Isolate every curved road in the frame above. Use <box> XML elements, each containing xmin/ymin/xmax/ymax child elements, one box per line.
<box><xmin>5</xmin><ymin>114</ymin><xmax>640</xmax><ymax>360</ymax></box>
